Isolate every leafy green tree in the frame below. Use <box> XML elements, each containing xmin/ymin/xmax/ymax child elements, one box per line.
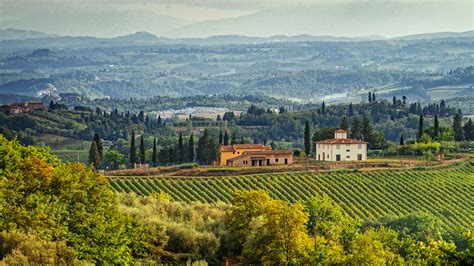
<box><xmin>88</xmin><ymin>141</ymin><xmax>100</xmax><ymax>169</ymax></box>
<box><xmin>129</xmin><ymin>130</ymin><xmax>136</xmax><ymax>164</ymax></box>
<box><xmin>453</xmin><ymin>112</ymin><xmax>464</xmax><ymax>141</ymax></box>
<box><xmin>230</xmin><ymin>131</ymin><xmax>237</xmax><ymax>145</ymax></box>
<box><xmin>304</xmin><ymin>120</ymin><xmax>311</xmax><ymax>156</ymax></box>
<box><xmin>139</xmin><ymin>135</ymin><xmax>145</xmax><ymax>164</ymax></box>
<box><xmin>104</xmin><ymin>149</ymin><xmax>125</xmax><ymax>169</ymax></box>
<box><xmin>348</xmin><ymin>227</ymin><xmax>401</xmax><ymax>265</ymax></box>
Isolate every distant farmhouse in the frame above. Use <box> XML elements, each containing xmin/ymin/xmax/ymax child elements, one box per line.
<box><xmin>315</xmin><ymin>129</ymin><xmax>368</xmax><ymax>161</ymax></box>
<box><xmin>220</xmin><ymin>144</ymin><xmax>293</xmax><ymax>167</ymax></box>
<box><xmin>8</xmin><ymin>102</ymin><xmax>47</xmax><ymax>114</ymax></box>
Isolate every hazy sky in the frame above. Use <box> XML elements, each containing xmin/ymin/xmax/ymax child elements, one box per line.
<box><xmin>1</xmin><ymin>0</ymin><xmax>472</xmax><ymax>37</ymax></box>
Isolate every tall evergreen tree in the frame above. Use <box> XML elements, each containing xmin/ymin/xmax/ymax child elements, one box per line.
<box><xmin>399</xmin><ymin>134</ymin><xmax>404</xmax><ymax>146</ymax></box>
<box><xmin>240</xmin><ymin>136</ymin><xmax>245</xmax><ymax>144</ymax></box>
<box><xmin>321</xmin><ymin>101</ymin><xmax>326</xmax><ymax>115</ymax></box>
<box><xmin>152</xmin><ymin>138</ymin><xmax>157</xmax><ymax>166</ymax></box>
<box><xmin>304</xmin><ymin>120</ymin><xmax>311</xmax><ymax>156</ymax></box>
<box><xmin>197</xmin><ymin>129</ymin><xmax>220</xmax><ymax>165</ymax></box>
<box><xmin>178</xmin><ymin>133</ymin><xmax>184</xmax><ymax>163</ymax></box>
<box><xmin>231</xmin><ymin>131</ymin><xmax>237</xmax><ymax>145</ymax></box>
<box><xmin>368</xmin><ymin>92</ymin><xmax>372</xmax><ymax>103</ymax></box>
<box><xmin>219</xmin><ymin>131</ymin><xmax>223</xmax><ymax>145</ymax></box>
<box><xmin>439</xmin><ymin>100</ymin><xmax>446</xmax><ymax>116</ymax></box>
<box><xmin>418</xmin><ymin>113</ymin><xmax>424</xmax><ymax>140</ymax></box>
<box><xmin>223</xmin><ymin>131</ymin><xmax>229</xmax><ymax>145</ymax></box>
<box><xmin>129</xmin><ymin>130</ymin><xmax>136</xmax><ymax>164</ymax></box>
<box><xmin>372</xmin><ymin>92</ymin><xmax>376</xmax><ymax>102</ymax></box>
<box><xmin>139</xmin><ymin>135</ymin><xmax>146</xmax><ymax>164</ymax></box>
<box><xmin>362</xmin><ymin>116</ymin><xmax>372</xmax><ymax>142</ymax></box>
<box><xmin>351</xmin><ymin>117</ymin><xmax>362</xmax><ymax>140</ymax></box>
<box><xmin>88</xmin><ymin>141</ymin><xmax>100</xmax><ymax>169</ymax></box>
<box><xmin>340</xmin><ymin>117</ymin><xmax>349</xmax><ymax>130</ymax></box>
<box><xmin>348</xmin><ymin>102</ymin><xmax>354</xmax><ymax>116</ymax></box>
<box><xmin>453</xmin><ymin>112</ymin><xmax>464</xmax><ymax>141</ymax></box>
<box><xmin>188</xmin><ymin>134</ymin><xmax>195</xmax><ymax>162</ymax></box>
<box><xmin>93</xmin><ymin>132</ymin><xmax>103</xmax><ymax>162</ymax></box>
<box><xmin>433</xmin><ymin>115</ymin><xmax>439</xmax><ymax>139</ymax></box>
<box><xmin>463</xmin><ymin>118</ymin><xmax>474</xmax><ymax>141</ymax></box>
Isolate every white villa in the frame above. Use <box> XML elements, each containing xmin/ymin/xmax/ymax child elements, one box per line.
<box><xmin>315</xmin><ymin>129</ymin><xmax>368</xmax><ymax>161</ymax></box>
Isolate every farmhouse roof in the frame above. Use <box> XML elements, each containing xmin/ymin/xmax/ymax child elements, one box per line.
<box><xmin>227</xmin><ymin>150</ymin><xmax>293</xmax><ymax>161</ymax></box>
<box><xmin>221</xmin><ymin>144</ymin><xmax>272</xmax><ymax>152</ymax></box>
<box><xmin>315</xmin><ymin>138</ymin><xmax>368</xmax><ymax>145</ymax></box>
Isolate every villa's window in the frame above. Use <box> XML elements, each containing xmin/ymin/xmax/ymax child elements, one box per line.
<box><xmin>275</xmin><ymin>158</ymin><xmax>279</xmax><ymax>162</ymax></box>
<box><xmin>346</xmin><ymin>149</ymin><xmax>350</xmax><ymax>152</ymax></box>
<box><xmin>336</xmin><ymin>144</ymin><xmax>340</xmax><ymax>149</ymax></box>
<box><xmin>358</xmin><ymin>144</ymin><xmax>361</xmax><ymax>149</ymax></box>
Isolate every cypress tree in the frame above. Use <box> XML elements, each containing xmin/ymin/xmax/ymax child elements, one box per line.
<box><xmin>129</xmin><ymin>130</ymin><xmax>136</xmax><ymax>165</ymax></box>
<box><xmin>223</xmin><ymin>131</ymin><xmax>229</xmax><ymax>145</ymax></box>
<box><xmin>362</xmin><ymin>116</ymin><xmax>372</xmax><ymax>142</ymax></box>
<box><xmin>139</xmin><ymin>135</ymin><xmax>145</xmax><ymax>164</ymax></box>
<box><xmin>372</xmin><ymin>92</ymin><xmax>376</xmax><ymax>102</ymax></box>
<box><xmin>197</xmin><ymin>129</ymin><xmax>219</xmax><ymax>165</ymax></box>
<box><xmin>351</xmin><ymin>117</ymin><xmax>362</xmax><ymax>140</ymax></box>
<box><xmin>340</xmin><ymin>117</ymin><xmax>349</xmax><ymax>130</ymax></box>
<box><xmin>168</xmin><ymin>147</ymin><xmax>175</xmax><ymax>164</ymax></box>
<box><xmin>453</xmin><ymin>112</ymin><xmax>464</xmax><ymax>141</ymax></box>
<box><xmin>368</xmin><ymin>92</ymin><xmax>372</xmax><ymax>103</ymax></box>
<box><xmin>321</xmin><ymin>101</ymin><xmax>326</xmax><ymax>115</ymax></box>
<box><xmin>304</xmin><ymin>120</ymin><xmax>311</xmax><ymax>156</ymax></box>
<box><xmin>399</xmin><ymin>134</ymin><xmax>404</xmax><ymax>146</ymax></box>
<box><xmin>188</xmin><ymin>134</ymin><xmax>195</xmax><ymax>162</ymax></box>
<box><xmin>433</xmin><ymin>115</ymin><xmax>439</xmax><ymax>139</ymax></box>
<box><xmin>230</xmin><ymin>131</ymin><xmax>237</xmax><ymax>145</ymax></box>
<box><xmin>418</xmin><ymin>113</ymin><xmax>424</xmax><ymax>140</ymax></box>
<box><xmin>152</xmin><ymin>138</ymin><xmax>157</xmax><ymax>166</ymax></box>
<box><xmin>240</xmin><ymin>136</ymin><xmax>245</xmax><ymax>144</ymax></box>
<box><xmin>463</xmin><ymin>118</ymin><xmax>474</xmax><ymax>141</ymax></box>
<box><xmin>88</xmin><ymin>141</ymin><xmax>100</xmax><ymax>169</ymax></box>
<box><xmin>178</xmin><ymin>133</ymin><xmax>184</xmax><ymax>163</ymax></box>
<box><xmin>219</xmin><ymin>130</ymin><xmax>223</xmax><ymax>145</ymax></box>
<box><xmin>348</xmin><ymin>102</ymin><xmax>354</xmax><ymax>116</ymax></box>
<box><xmin>93</xmin><ymin>132</ymin><xmax>103</xmax><ymax>162</ymax></box>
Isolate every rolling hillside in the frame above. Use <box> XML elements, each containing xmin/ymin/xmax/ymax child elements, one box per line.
<box><xmin>109</xmin><ymin>165</ymin><xmax>474</xmax><ymax>230</ymax></box>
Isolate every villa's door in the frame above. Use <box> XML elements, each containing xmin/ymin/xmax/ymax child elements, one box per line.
<box><xmin>322</xmin><ymin>152</ymin><xmax>325</xmax><ymax>161</ymax></box>
<box><xmin>266</xmin><ymin>159</ymin><xmax>270</xmax><ymax>165</ymax></box>
<box><xmin>336</xmin><ymin>154</ymin><xmax>341</xmax><ymax>161</ymax></box>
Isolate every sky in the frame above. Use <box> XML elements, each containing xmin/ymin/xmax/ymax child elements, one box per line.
<box><xmin>0</xmin><ymin>0</ymin><xmax>473</xmax><ymax>38</ymax></box>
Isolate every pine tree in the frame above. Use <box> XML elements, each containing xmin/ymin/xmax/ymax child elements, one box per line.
<box><xmin>88</xmin><ymin>141</ymin><xmax>100</xmax><ymax>169</ymax></box>
<box><xmin>304</xmin><ymin>120</ymin><xmax>311</xmax><ymax>156</ymax></box>
<box><xmin>188</xmin><ymin>134</ymin><xmax>195</xmax><ymax>162</ymax></box>
<box><xmin>463</xmin><ymin>118</ymin><xmax>474</xmax><ymax>141</ymax></box>
<box><xmin>231</xmin><ymin>131</ymin><xmax>237</xmax><ymax>145</ymax></box>
<box><xmin>219</xmin><ymin>130</ymin><xmax>223</xmax><ymax>145</ymax></box>
<box><xmin>152</xmin><ymin>138</ymin><xmax>157</xmax><ymax>166</ymax></box>
<box><xmin>399</xmin><ymin>134</ymin><xmax>404</xmax><ymax>146</ymax></box>
<box><xmin>418</xmin><ymin>113</ymin><xmax>424</xmax><ymax>140</ymax></box>
<box><xmin>453</xmin><ymin>112</ymin><xmax>464</xmax><ymax>141</ymax></box>
<box><xmin>139</xmin><ymin>135</ymin><xmax>145</xmax><ymax>164</ymax></box>
<box><xmin>351</xmin><ymin>117</ymin><xmax>363</xmax><ymax>140</ymax></box>
<box><xmin>93</xmin><ymin>132</ymin><xmax>103</xmax><ymax>162</ymax></box>
<box><xmin>223</xmin><ymin>131</ymin><xmax>229</xmax><ymax>145</ymax></box>
<box><xmin>348</xmin><ymin>102</ymin><xmax>354</xmax><ymax>116</ymax></box>
<box><xmin>433</xmin><ymin>115</ymin><xmax>439</xmax><ymax>139</ymax></box>
<box><xmin>129</xmin><ymin>130</ymin><xmax>136</xmax><ymax>165</ymax></box>
<box><xmin>178</xmin><ymin>133</ymin><xmax>184</xmax><ymax>163</ymax></box>
<box><xmin>340</xmin><ymin>117</ymin><xmax>349</xmax><ymax>130</ymax></box>
<box><xmin>362</xmin><ymin>116</ymin><xmax>372</xmax><ymax>142</ymax></box>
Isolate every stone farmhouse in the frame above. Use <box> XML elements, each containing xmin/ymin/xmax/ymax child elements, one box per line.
<box><xmin>8</xmin><ymin>102</ymin><xmax>48</xmax><ymax>114</ymax></box>
<box><xmin>220</xmin><ymin>144</ymin><xmax>293</xmax><ymax>167</ymax></box>
<box><xmin>315</xmin><ymin>129</ymin><xmax>368</xmax><ymax>161</ymax></box>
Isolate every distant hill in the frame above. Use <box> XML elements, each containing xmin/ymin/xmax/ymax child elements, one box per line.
<box><xmin>0</xmin><ymin>28</ymin><xmax>56</xmax><ymax>40</ymax></box>
<box><xmin>393</xmin><ymin>31</ymin><xmax>474</xmax><ymax>41</ymax></box>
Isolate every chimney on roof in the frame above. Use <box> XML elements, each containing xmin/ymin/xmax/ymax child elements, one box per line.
<box><xmin>335</xmin><ymin>129</ymin><xmax>348</xmax><ymax>139</ymax></box>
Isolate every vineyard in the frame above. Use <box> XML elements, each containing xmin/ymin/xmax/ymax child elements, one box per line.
<box><xmin>108</xmin><ymin>165</ymin><xmax>474</xmax><ymax>229</ymax></box>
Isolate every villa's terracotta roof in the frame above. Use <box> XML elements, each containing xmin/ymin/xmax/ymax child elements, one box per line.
<box><xmin>315</xmin><ymin>138</ymin><xmax>368</xmax><ymax>144</ymax></box>
<box><xmin>221</xmin><ymin>144</ymin><xmax>272</xmax><ymax>152</ymax></box>
<box><xmin>227</xmin><ymin>150</ymin><xmax>293</xmax><ymax>161</ymax></box>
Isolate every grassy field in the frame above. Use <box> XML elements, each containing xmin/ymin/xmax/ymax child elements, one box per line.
<box><xmin>108</xmin><ymin>164</ymin><xmax>474</xmax><ymax>230</ymax></box>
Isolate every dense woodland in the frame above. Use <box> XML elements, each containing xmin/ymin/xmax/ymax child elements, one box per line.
<box><xmin>0</xmin><ymin>136</ymin><xmax>473</xmax><ymax>264</ymax></box>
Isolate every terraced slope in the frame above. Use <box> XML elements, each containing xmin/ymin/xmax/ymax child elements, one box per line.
<box><xmin>108</xmin><ymin>166</ymin><xmax>474</xmax><ymax>229</ymax></box>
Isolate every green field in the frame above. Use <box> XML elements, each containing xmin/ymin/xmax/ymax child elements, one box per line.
<box><xmin>108</xmin><ymin>165</ymin><xmax>474</xmax><ymax>229</ymax></box>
